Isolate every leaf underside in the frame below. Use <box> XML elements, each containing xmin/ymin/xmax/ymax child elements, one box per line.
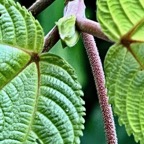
<box><xmin>0</xmin><ymin>0</ymin><xmax>85</xmax><ymax>144</ymax></box>
<box><xmin>97</xmin><ymin>0</ymin><xmax>144</xmax><ymax>143</ymax></box>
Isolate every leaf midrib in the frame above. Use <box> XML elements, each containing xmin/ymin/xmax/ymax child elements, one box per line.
<box><xmin>22</xmin><ymin>61</ymin><xmax>41</xmax><ymax>143</ymax></box>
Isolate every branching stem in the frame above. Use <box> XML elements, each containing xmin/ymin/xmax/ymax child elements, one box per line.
<box><xmin>42</xmin><ymin>18</ymin><xmax>112</xmax><ymax>51</ymax></box>
<box><xmin>29</xmin><ymin>0</ymin><xmax>111</xmax><ymax>50</ymax></box>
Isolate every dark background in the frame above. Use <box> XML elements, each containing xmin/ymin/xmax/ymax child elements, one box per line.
<box><xmin>16</xmin><ymin>0</ymin><xmax>137</xmax><ymax>143</ymax></box>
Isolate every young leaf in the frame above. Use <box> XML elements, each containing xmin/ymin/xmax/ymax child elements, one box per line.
<box><xmin>0</xmin><ymin>0</ymin><xmax>85</xmax><ymax>143</ymax></box>
<box><xmin>56</xmin><ymin>15</ymin><xmax>80</xmax><ymax>47</ymax></box>
<box><xmin>97</xmin><ymin>0</ymin><xmax>144</xmax><ymax>143</ymax></box>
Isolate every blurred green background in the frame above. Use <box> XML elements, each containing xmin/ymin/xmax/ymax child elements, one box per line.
<box><xmin>17</xmin><ymin>0</ymin><xmax>137</xmax><ymax>143</ymax></box>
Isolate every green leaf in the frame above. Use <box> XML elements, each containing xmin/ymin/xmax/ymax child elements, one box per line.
<box><xmin>97</xmin><ymin>0</ymin><xmax>144</xmax><ymax>42</ymax></box>
<box><xmin>0</xmin><ymin>0</ymin><xmax>85</xmax><ymax>143</ymax></box>
<box><xmin>104</xmin><ymin>43</ymin><xmax>144</xmax><ymax>143</ymax></box>
<box><xmin>0</xmin><ymin>0</ymin><xmax>44</xmax><ymax>53</ymax></box>
<box><xmin>97</xmin><ymin>0</ymin><xmax>144</xmax><ymax>143</ymax></box>
<box><xmin>38</xmin><ymin>54</ymin><xmax>85</xmax><ymax>144</ymax></box>
<box><xmin>56</xmin><ymin>15</ymin><xmax>80</xmax><ymax>47</ymax></box>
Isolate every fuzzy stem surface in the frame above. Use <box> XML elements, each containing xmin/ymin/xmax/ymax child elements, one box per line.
<box><xmin>82</xmin><ymin>33</ymin><xmax>117</xmax><ymax>144</ymax></box>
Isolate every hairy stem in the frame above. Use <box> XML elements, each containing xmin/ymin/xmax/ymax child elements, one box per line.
<box><xmin>28</xmin><ymin>0</ymin><xmax>56</xmax><ymax>16</ymax></box>
<box><xmin>82</xmin><ymin>33</ymin><xmax>117</xmax><ymax>144</ymax></box>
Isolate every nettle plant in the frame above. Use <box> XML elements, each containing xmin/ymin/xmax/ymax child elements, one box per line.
<box><xmin>1</xmin><ymin>0</ymin><xmax>144</xmax><ymax>143</ymax></box>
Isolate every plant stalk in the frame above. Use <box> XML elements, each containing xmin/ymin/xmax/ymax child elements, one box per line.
<box><xmin>28</xmin><ymin>0</ymin><xmax>56</xmax><ymax>16</ymax></box>
<box><xmin>43</xmin><ymin>26</ymin><xmax>59</xmax><ymax>52</ymax></box>
<box><xmin>77</xmin><ymin>17</ymin><xmax>111</xmax><ymax>42</ymax></box>
<box><xmin>82</xmin><ymin>33</ymin><xmax>117</xmax><ymax>144</ymax></box>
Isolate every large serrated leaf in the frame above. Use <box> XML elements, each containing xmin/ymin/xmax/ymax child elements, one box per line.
<box><xmin>97</xmin><ymin>0</ymin><xmax>144</xmax><ymax>143</ymax></box>
<box><xmin>0</xmin><ymin>0</ymin><xmax>85</xmax><ymax>143</ymax></box>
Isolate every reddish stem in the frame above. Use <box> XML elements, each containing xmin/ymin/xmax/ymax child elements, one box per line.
<box><xmin>77</xmin><ymin>17</ymin><xmax>111</xmax><ymax>42</ymax></box>
<box><xmin>82</xmin><ymin>33</ymin><xmax>117</xmax><ymax>144</ymax></box>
